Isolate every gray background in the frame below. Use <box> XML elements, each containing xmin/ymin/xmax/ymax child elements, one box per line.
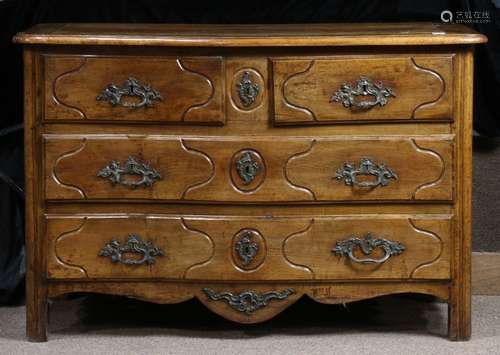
<box><xmin>473</xmin><ymin>136</ymin><xmax>500</xmax><ymax>251</ymax></box>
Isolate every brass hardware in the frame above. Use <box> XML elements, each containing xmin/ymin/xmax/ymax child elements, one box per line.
<box><xmin>203</xmin><ymin>288</ymin><xmax>294</xmax><ymax>314</ymax></box>
<box><xmin>333</xmin><ymin>233</ymin><xmax>405</xmax><ymax>264</ymax></box>
<box><xmin>236</xmin><ymin>151</ymin><xmax>260</xmax><ymax>184</ymax></box>
<box><xmin>236</xmin><ymin>71</ymin><xmax>260</xmax><ymax>107</ymax></box>
<box><xmin>235</xmin><ymin>230</ymin><xmax>259</xmax><ymax>265</ymax></box>
<box><xmin>98</xmin><ymin>234</ymin><xmax>164</xmax><ymax>265</ymax></box>
<box><xmin>330</xmin><ymin>76</ymin><xmax>395</xmax><ymax>110</ymax></box>
<box><xmin>97</xmin><ymin>156</ymin><xmax>161</xmax><ymax>188</ymax></box>
<box><xmin>335</xmin><ymin>157</ymin><xmax>397</xmax><ymax>188</ymax></box>
<box><xmin>97</xmin><ymin>77</ymin><xmax>162</xmax><ymax>108</ymax></box>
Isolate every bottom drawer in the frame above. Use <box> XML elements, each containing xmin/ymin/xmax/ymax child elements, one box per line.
<box><xmin>46</xmin><ymin>214</ymin><xmax>451</xmax><ymax>281</ymax></box>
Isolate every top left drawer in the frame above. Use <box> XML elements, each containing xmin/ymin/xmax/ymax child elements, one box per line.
<box><xmin>43</xmin><ymin>55</ymin><xmax>225</xmax><ymax>125</ymax></box>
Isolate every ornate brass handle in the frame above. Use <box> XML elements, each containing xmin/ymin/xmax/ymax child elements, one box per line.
<box><xmin>203</xmin><ymin>288</ymin><xmax>294</xmax><ymax>314</ymax></box>
<box><xmin>98</xmin><ymin>234</ymin><xmax>164</xmax><ymax>265</ymax></box>
<box><xmin>333</xmin><ymin>233</ymin><xmax>405</xmax><ymax>264</ymax></box>
<box><xmin>97</xmin><ymin>156</ymin><xmax>161</xmax><ymax>188</ymax></box>
<box><xmin>97</xmin><ymin>77</ymin><xmax>162</xmax><ymax>108</ymax></box>
<box><xmin>330</xmin><ymin>76</ymin><xmax>395</xmax><ymax>110</ymax></box>
<box><xmin>335</xmin><ymin>157</ymin><xmax>398</xmax><ymax>188</ymax></box>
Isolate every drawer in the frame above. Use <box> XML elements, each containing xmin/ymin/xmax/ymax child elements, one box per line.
<box><xmin>272</xmin><ymin>54</ymin><xmax>453</xmax><ymax>124</ymax></box>
<box><xmin>43</xmin><ymin>55</ymin><xmax>224</xmax><ymax>124</ymax></box>
<box><xmin>283</xmin><ymin>215</ymin><xmax>451</xmax><ymax>280</ymax></box>
<box><xmin>46</xmin><ymin>215</ymin><xmax>213</xmax><ymax>280</ymax></box>
<box><xmin>44</xmin><ymin>135</ymin><xmax>453</xmax><ymax>202</ymax></box>
<box><xmin>46</xmin><ymin>214</ymin><xmax>451</xmax><ymax>280</ymax></box>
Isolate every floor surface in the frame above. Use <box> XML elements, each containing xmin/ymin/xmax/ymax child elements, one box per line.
<box><xmin>1</xmin><ymin>294</ymin><xmax>499</xmax><ymax>355</ymax></box>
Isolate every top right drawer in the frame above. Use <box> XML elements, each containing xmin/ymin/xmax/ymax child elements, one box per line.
<box><xmin>272</xmin><ymin>54</ymin><xmax>453</xmax><ymax>125</ymax></box>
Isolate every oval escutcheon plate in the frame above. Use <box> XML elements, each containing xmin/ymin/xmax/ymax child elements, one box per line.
<box><xmin>231</xmin><ymin>228</ymin><xmax>267</xmax><ymax>270</ymax></box>
<box><xmin>230</xmin><ymin>149</ymin><xmax>266</xmax><ymax>192</ymax></box>
<box><xmin>231</xmin><ymin>68</ymin><xmax>264</xmax><ymax>111</ymax></box>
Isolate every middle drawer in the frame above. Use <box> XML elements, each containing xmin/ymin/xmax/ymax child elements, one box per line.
<box><xmin>44</xmin><ymin>135</ymin><xmax>453</xmax><ymax>202</ymax></box>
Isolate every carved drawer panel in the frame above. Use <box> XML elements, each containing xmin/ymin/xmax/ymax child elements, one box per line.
<box><xmin>285</xmin><ymin>137</ymin><xmax>454</xmax><ymax>201</ymax></box>
<box><xmin>44</xmin><ymin>135</ymin><xmax>453</xmax><ymax>202</ymax></box>
<box><xmin>45</xmin><ymin>215</ymin><xmax>313</xmax><ymax>281</ymax></box>
<box><xmin>46</xmin><ymin>214</ymin><xmax>450</xmax><ymax>280</ymax></box>
<box><xmin>43</xmin><ymin>55</ymin><xmax>224</xmax><ymax>124</ymax></box>
<box><xmin>44</xmin><ymin>135</ymin><xmax>213</xmax><ymax>200</ymax></box>
<box><xmin>272</xmin><ymin>54</ymin><xmax>453</xmax><ymax>124</ymax></box>
<box><xmin>46</xmin><ymin>215</ymin><xmax>213</xmax><ymax>279</ymax></box>
<box><xmin>283</xmin><ymin>216</ymin><xmax>451</xmax><ymax>280</ymax></box>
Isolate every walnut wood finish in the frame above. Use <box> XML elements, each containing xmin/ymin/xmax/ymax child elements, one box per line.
<box><xmin>273</xmin><ymin>55</ymin><xmax>453</xmax><ymax>124</ymax></box>
<box><xmin>45</xmin><ymin>281</ymin><xmax>450</xmax><ymax>325</ymax></box>
<box><xmin>23</xmin><ymin>48</ymin><xmax>48</xmax><ymax>342</ymax></box>
<box><xmin>44</xmin><ymin>135</ymin><xmax>453</xmax><ymax>202</ymax></box>
<box><xmin>46</xmin><ymin>215</ymin><xmax>212</xmax><ymax>279</ymax></box>
<box><xmin>13</xmin><ymin>23</ymin><xmax>486</xmax><ymax>47</ymax></box>
<box><xmin>448</xmin><ymin>47</ymin><xmax>474</xmax><ymax>341</ymax></box>
<box><xmin>44</xmin><ymin>136</ymin><xmax>212</xmax><ymax>200</ymax></box>
<box><xmin>284</xmin><ymin>216</ymin><xmax>451</xmax><ymax>280</ymax></box>
<box><xmin>46</xmin><ymin>214</ymin><xmax>451</xmax><ymax>281</ymax></box>
<box><xmin>16</xmin><ymin>23</ymin><xmax>484</xmax><ymax>341</ymax></box>
<box><xmin>44</xmin><ymin>55</ymin><xmax>224</xmax><ymax>124</ymax></box>
<box><xmin>286</xmin><ymin>137</ymin><xmax>453</xmax><ymax>201</ymax></box>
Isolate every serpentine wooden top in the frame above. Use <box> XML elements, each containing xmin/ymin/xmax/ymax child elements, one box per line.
<box><xmin>14</xmin><ymin>22</ymin><xmax>487</xmax><ymax>47</ymax></box>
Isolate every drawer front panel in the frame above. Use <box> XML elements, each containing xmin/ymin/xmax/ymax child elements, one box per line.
<box><xmin>283</xmin><ymin>216</ymin><xmax>451</xmax><ymax>280</ymax></box>
<box><xmin>44</xmin><ymin>136</ymin><xmax>214</xmax><ymax>200</ymax></box>
<box><xmin>46</xmin><ymin>216</ymin><xmax>213</xmax><ymax>279</ymax></box>
<box><xmin>273</xmin><ymin>55</ymin><xmax>453</xmax><ymax>124</ymax></box>
<box><xmin>286</xmin><ymin>138</ymin><xmax>453</xmax><ymax>201</ymax></box>
<box><xmin>44</xmin><ymin>55</ymin><xmax>224</xmax><ymax>124</ymax></box>
<box><xmin>44</xmin><ymin>136</ymin><xmax>453</xmax><ymax>202</ymax></box>
<box><xmin>46</xmin><ymin>215</ymin><xmax>451</xmax><ymax>280</ymax></box>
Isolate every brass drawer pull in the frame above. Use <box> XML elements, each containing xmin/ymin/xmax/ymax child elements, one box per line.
<box><xmin>97</xmin><ymin>155</ymin><xmax>161</xmax><ymax>188</ymax></box>
<box><xmin>98</xmin><ymin>234</ymin><xmax>164</xmax><ymax>265</ymax></box>
<box><xmin>97</xmin><ymin>77</ymin><xmax>162</xmax><ymax>108</ymax></box>
<box><xmin>203</xmin><ymin>288</ymin><xmax>294</xmax><ymax>314</ymax></box>
<box><xmin>333</xmin><ymin>233</ymin><xmax>405</xmax><ymax>264</ymax></box>
<box><xmin>330</xmin><ymin>76</ymin><xmax>395</xmax><ymax>110</ymax></box>
<box><xmin>335</xmin><ymin>157</ymin><xmax>397</xmax><ymax>188</ymax></box>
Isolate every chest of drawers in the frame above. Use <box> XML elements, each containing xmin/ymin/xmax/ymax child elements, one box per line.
<box><xmin>14</xmin><ymin>23</ymin><xmax>486</xmax><ymax>341</ymax></box>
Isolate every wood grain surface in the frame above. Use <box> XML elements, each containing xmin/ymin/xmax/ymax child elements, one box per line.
<box><xmin>13</xmin><ymin>23</ymin><xmax>487</xmax><ymax>46</ymax></box>
<box><xmin>44</xmin><ymin>135</ymin><xmax>453</xmax><ymax>202</ymax></box>
<box><xmin>273</xmin><ymin>55</ymin><xmax>453</xmax><ymax>123</ymax></box>
<box><xmin>44</xmin><ymin>55</ymin><xmax>224</xmax><ymax>124</ymax></box>
<box><xmin>16</xmin><ymin>23</ymin><xmax>483</xmax><ymax>341</ymax></box>
<box><xmin>46</xmin><ymin>214</ymin><xmax>451</xmax><ymax>281</ymax></box>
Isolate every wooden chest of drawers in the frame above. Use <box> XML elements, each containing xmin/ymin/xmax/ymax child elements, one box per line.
<box><xmin>14</xmin><ymin>23</ymin><xmax>486</xmax><ymax>341</ymax></box>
